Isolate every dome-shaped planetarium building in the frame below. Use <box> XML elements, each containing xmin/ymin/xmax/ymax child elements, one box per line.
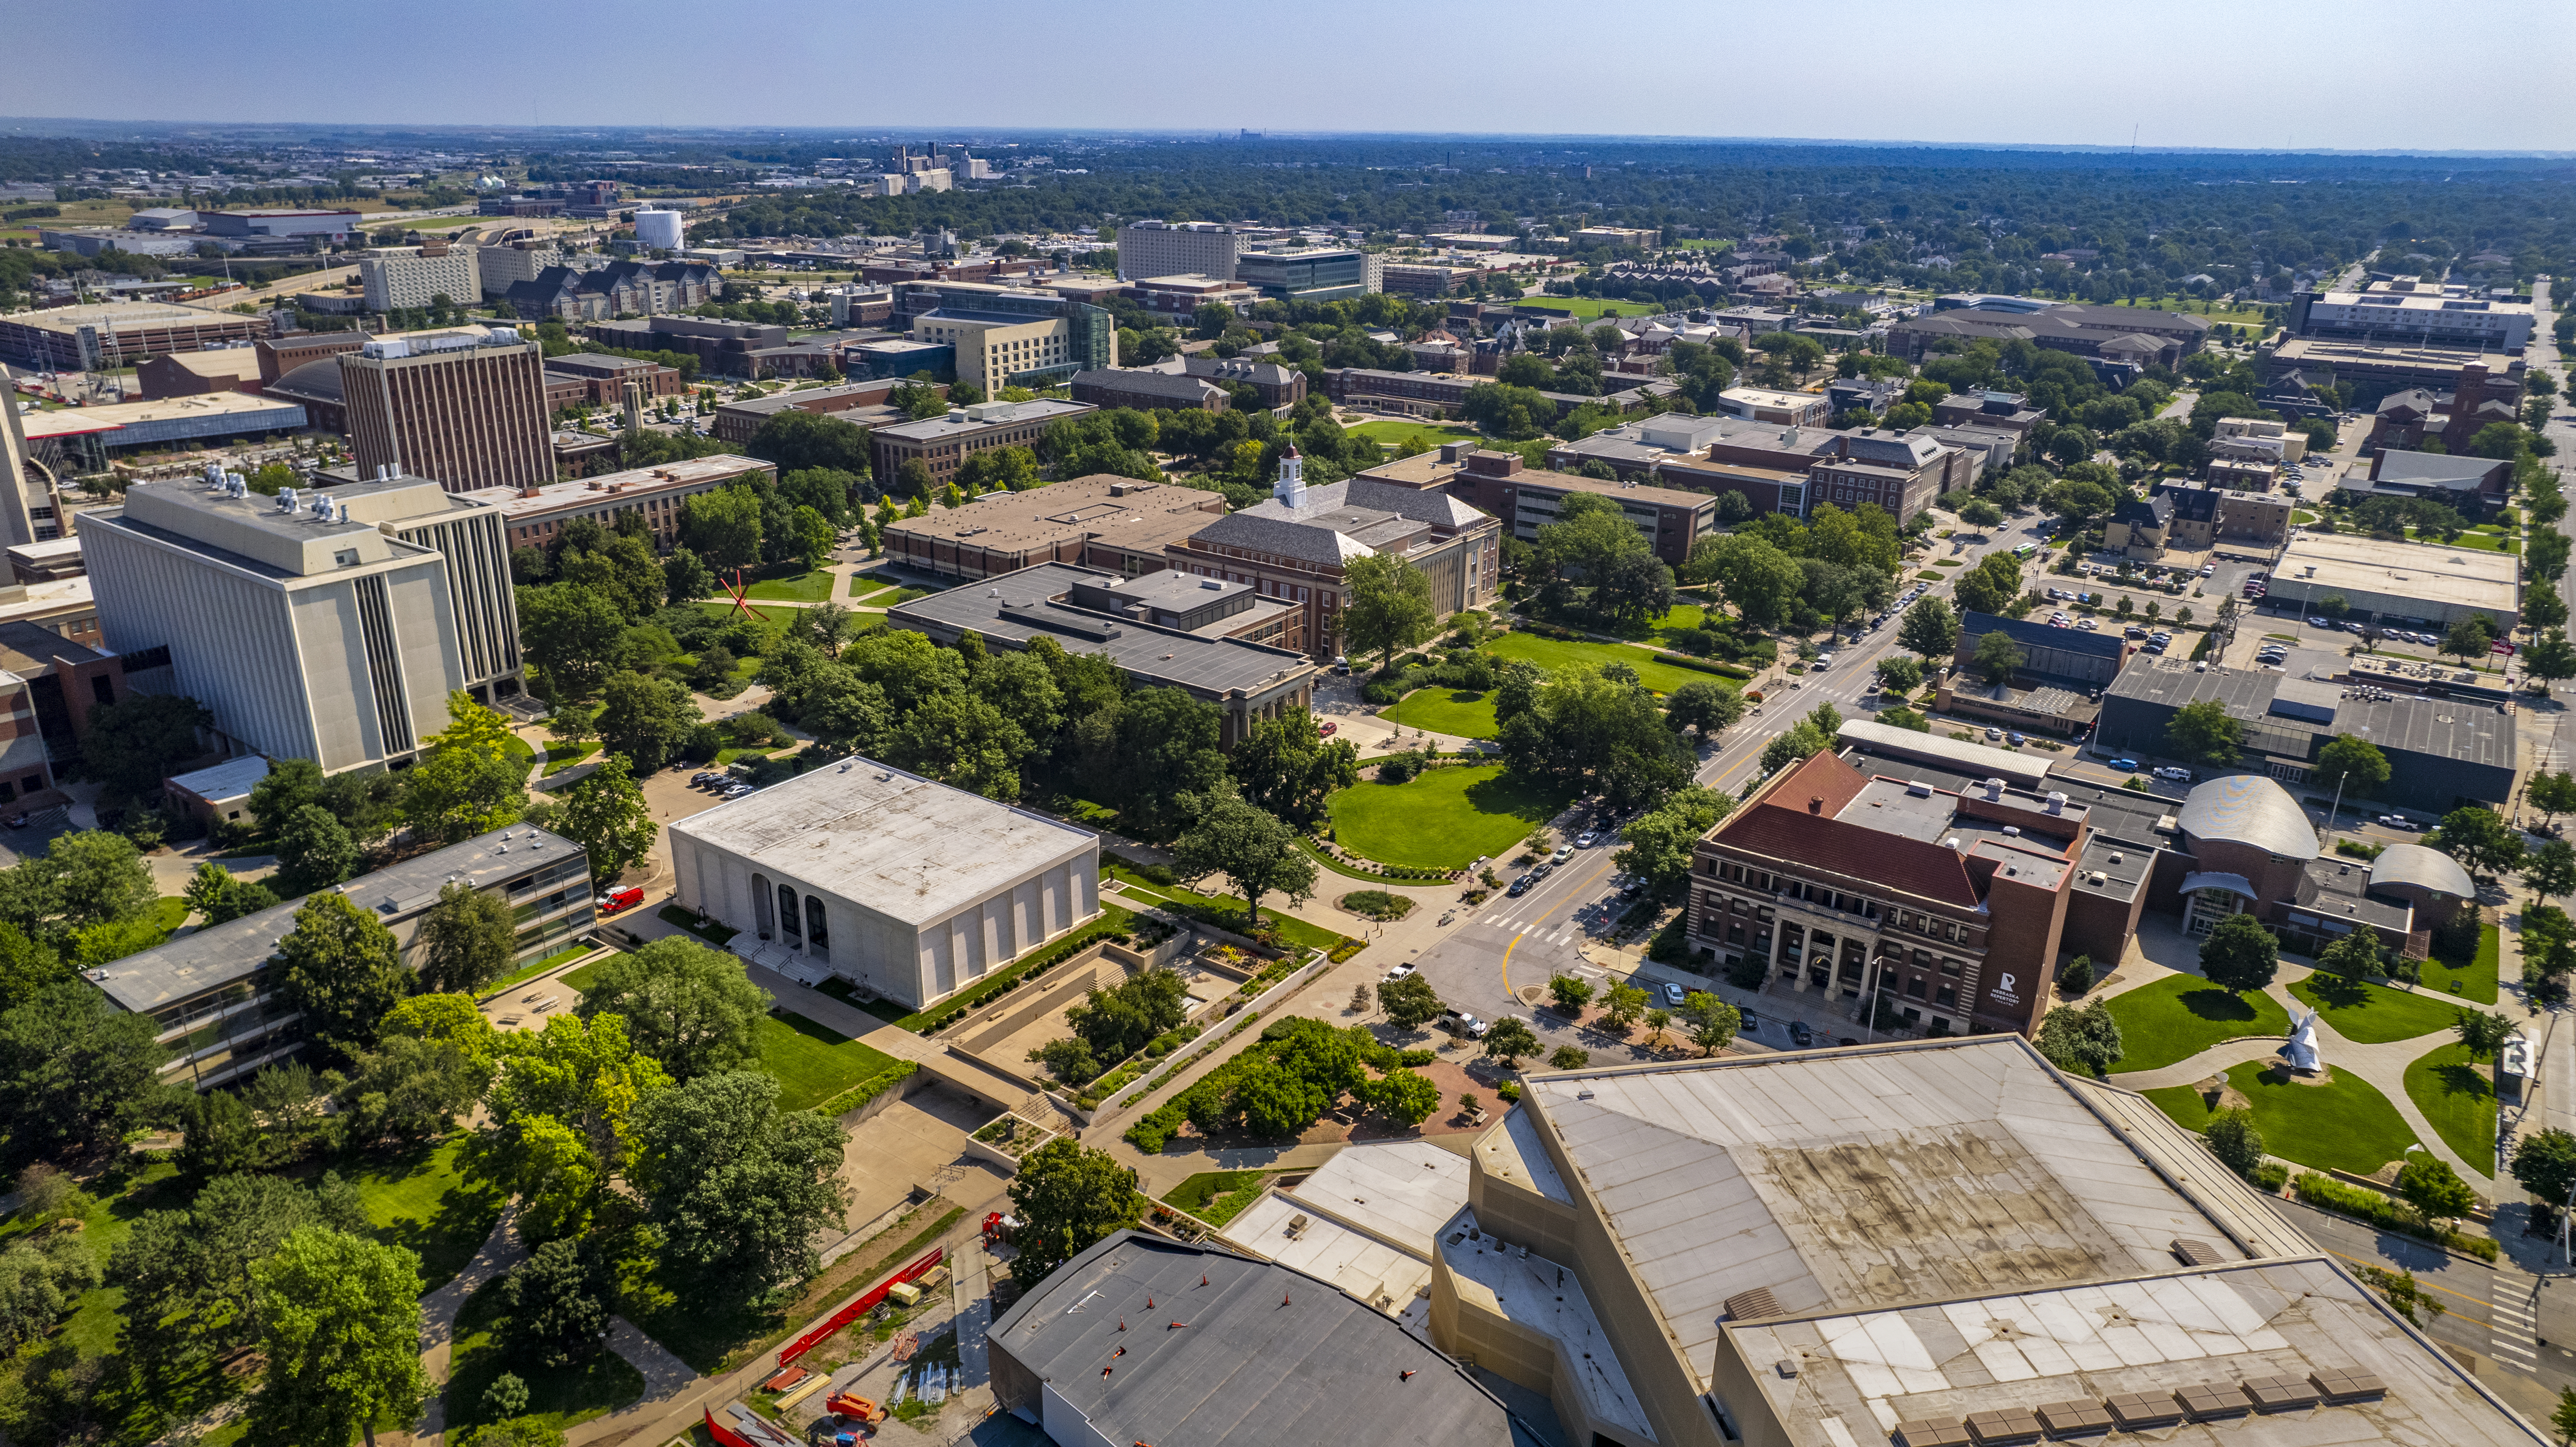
<box><xmin>2159</xmin><ymin>773</ymin><xmax>2474</xmax><ymax>958</ymax></box>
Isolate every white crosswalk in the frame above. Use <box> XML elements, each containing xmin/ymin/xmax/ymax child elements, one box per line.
<box><xmin>1480</xmin><ymin>912</ymin><xmax>1587</xmax><ymax>946</ymax></box>
<box><xmin>2489</xmin><ymin>1272</ymin><xmax>2541</xmax><ymax>1368</ymax></box>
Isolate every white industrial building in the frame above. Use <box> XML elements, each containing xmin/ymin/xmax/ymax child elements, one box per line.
<box><xmin>84</xmin><ymin>470</ymin><xmax>521</xmax><ymax>772</ymax></box>
<box><xmin>1116</xmin><ymin>220</ymin><xmax>1241</xmax><ymax>282</ymax></box>
<box><xmin>670</xmin><ymin>759</ymin><xmax>1100</xmax><ymax>1009</ymax></box>
<box><xmin>359</xmin><ymin>246</ymin><xmax>482</xmax><ymax>312</ymax></box>
<box><xmin>634</xmin><ymin>209</ymin><xmax>685</xmax><ymax>250</ymax></box>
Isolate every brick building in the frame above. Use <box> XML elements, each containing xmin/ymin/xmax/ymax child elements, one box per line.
<box><xmin>881</xmin><ymin>474</ymin><xmax>1224</xmax><ymax>582</ymax></box>
<box><xmin>1436</xmin><ymin>449</ymin><xmax>1716</xmax><ymax>567</ymax></box>
<box><xmin>341</xmin><ymin>330</ymin><xmax>554</xmax><ymax>494</ymax></box>
<box><xmin>868</xmin><ymin>399</ymin><xmax>1092</xmax><ymax>489</ymax></box>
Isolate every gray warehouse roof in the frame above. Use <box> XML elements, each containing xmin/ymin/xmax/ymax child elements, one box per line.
<box><xmin>2177</xmin><ymin>774</ymin><xmax>2320</xmax><ymax>862</ymax></box>
<box><xmin>887</xmin><ymin>563</ymin><xmax>1316</xmax><ymax>700</ymax></box>
<box><xmin>2107</xmin><ymin>660</ymin><xmax>2517</xmax><ymax>774</ymax></box>
<box><xmin>990</xmin><ymin>1231</ymin><xmax>1533</xmax><ymax>1447</ymax></box>
<box><xmin>668</xmin><ymin>757</ymin><xmax>1097</xmax><ymax>926</ymax></box>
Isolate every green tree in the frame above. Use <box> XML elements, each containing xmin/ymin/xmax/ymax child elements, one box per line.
<box><xmin>2536</xmin><ymin>772</ymin><xmax>2576</xmax><ymax>824</ymax></box>
<box><xmin>576</xmin><ymin>936</ymin><xmax>768</xmax><ymax>1083</ymax></box>
<box><xmin>2511</xmin><ymin>1128</ymin><xmax>2576</xmax><ymax>1208</ymax></box>
<box><xmin>747</xmin><ymin>410</ymin><xmax>872</xmax><ymax>477</ymax></box>
<box><xmin>469</xmin><ymin>1012</ymin><xmax>670</xmax><ymax>1241</ymax></box>
<box><xmin>177</xmin><ymin>1088</ymin><xmax>262</xmax><ymax>1182</ymax></box>
<box><xmin>1706</xmin><ymin>533</ymin><xmax>1807</xmax><ymax>631</ymax></box>
<box><xmin>679</xmin><ymin>483</ymin><xmax>765</xmax><ymax>575</ymax></box>
<box><xmin>1663</xmin><ymin>679</ymin><xmax>1745</xmax><ymax>740</ymax></box>
<box><xmin>2554</xmin><ymin>1389</ymin><xmax>2576</xmax><ymax>1447</ymax></box>
<box><xmin>1951</xmin><ymin>552</ymin><xmax>2023</xmax><ymax>616</ymax></box>
<box><xmin>499</xmin><ymin>1237</ymin><xmax>618</xmax><ymax>1368</ymax></box>
<box><xmin>1480</xmin><ymin>1016</ymin><xmax>1540</xmax><ymax>1067</ymax></box>
<box><xmin>1874</xmin><ymin>655</ymin><xmax>1924</xmax><ymax>693</ymax></box>
<box><xmin>1548</xmin><ymin>974</ymin><xmax>1596</xmax><ymax>1017</ymax></box>
<box><xmin>2198</xmin><ymin>913</ymin><xmax>2279</xmax><ymax>995</ymax></box>
<box><xmin>272</xmin><ymin>890</ymin><xmax>411</xmax><ymax>1067</ymax></box>
<box><xmin>183</xmin><ymin>860</ymin><xmax>280</xmax><ymax>927</ymax></box>
<box><xmin>77</xmin><ymin>692</ymin><xmax>212</xmax><ymax>801</ymax></box>
<box><xmin>2397</xmin><ymin>1154</ymin><xmax>2477</xmax><ymax>1234</ymax></box>
<box><xmin>886</xmin><ymin>691</ymin><xmax>1032</xmax><ymax>800</ymax></box>
<box><xmin>2526</xmin><ymin>839</ymin><xmax>2576</xmax><ymax>905</ymax></box>
<box><xmin>596</xmin><ymin>670</ymin><xmax>700</xmax><ymax>774</ymax></box>
<box><xmin>2165</xmin><ymin>698</ymin><xmax>2245</xmax><ymax>766</ymax></box>
<box><xmin>404</xmin><ymin>692</ymin><xmax>529</xmax><ymax>845</ymax></box>
<box><xmin>2204</xmin><ymin>1107</ymin><xmax>2266</xmax><ymax>1177</ymax></box>
<box><xmin>2444</xmin><ymin>615</ymin><xmax>2498</xmax><ymax>666</ymax></box>
<box><xmin>2455</xmin><ymin>1009</ymin><xmax>2515</xmax><ymax>1063</ymax></box>
<box><xmin>1084</xmin><ymin>687</ymin><xmax>1232</xmax><ymax>840</ymax></box>
<box><xmin>0</xmin><ymin>1234</ymin><xmax>100</xmax><ymax>1354</ymax></box>
<box><xmin>1599</xmin><ymin>980</ymin><xmax>1648</xmax><ymax>1033</ymax></box>
<box><xmin>2035</xmin><ymin>999</ymin><xmax>2125</xmax><ymax>1076</ymax></box>
<box><xmin>248</xmin><ymin>1227</ymin><xmax>430</xmax><ymax>1447</ymax></box>
<box><xmin>553</xmin><ymin>753</ymin><xmax>659</xmax><ymax>881</ymax></box>
<box><xmin>274</xmin><ymin>804</ymin><xmax>361</xmax><ymax>896</ymax></box>
<box><xmin>2313</xmin><ymin>733</ymin><xmax>2390</xmax><ymax>802</ymax></box>
<box><xmin>1342</xmin><ymin>552</ymin><xmax>1437</xmax><ymax>672</ymax></box>
<box><xmin>1352</xmin><ymin>1067</ymin><xmax>1441</xmax><ymax>1126</ymax></box>
<box><xmin>416</xmin><ymin>879</ymin><xmax>518</xmax><ymax>997</ymax></box>
<box><xmin>109</xmin><ymin>1170</ymin><xmax>367</xmax><ymax>1363</ymax></box>
<box><xmin>1614</xmin><ymin>786</ymin><xmax>1735</xmax><ymax>889</ymax></box>
<box><xmin>2319</xmin><ymin>928</ymin><xmax>2383</xmax><ymax>985</ymax></box>
<box><xmin>1680</xmin><ymin>990</ymin><xmax>1742</xmax><ymax>1056</ymax></box>
<box><xmin>787</xmin><ymin>504</ymin><xmax>836</xmax><ymax>569</ymax></box>
<box><xmin>1548</xmin><ymin>1045</ymin><xmax>1591</xmax><ymax>1071</ymax></box>
<box><xmin>2525</xmin><ymin>629</ymin><xmax>2576</xmax><ymax>694</ymax></box>
<box><xmin>517</xmin><ymin>583</ymin><xmax>628</xmax><ymax>704</ymax></box>
<box><xmin>663</xmin><ymin>547</ymin><xmax>714</xmax><ymax>605</ymax></box>
<box><xmin>1006</xmin><ymin>1136</ymin><xmax>1148</xmax><ymax>1287</ymax></box>
<box><xmin>1956</xmin><ymin>497</ymin><xmax>2004</xmax><ymax>531</ymax></box>
<box><xmin>1170</xmin><ymin>795</ymin><xmax>1317</xmax><ymax>926</ymax></box>
<box><xmin>0</xmin><ymin>983</ymin><xmax>169</xmax><ymax>1159</ymax></box>
<box><xmin>1899</xmin><ymin>595</ymin><xmax>1961</xmax><ymax>659</ymax></box>
<box><xmin>2433</xmin><ymin>805</ymin><xmax>2527</xmax><ymax>883</ymax></box>
<box><xmin>1379</xmin><ymin>973</ymin><xmax>1444</xmax><ymax>1032</ymax></box>
<box><xmin>1229</xmin><ymin>711</ymin><xmax>1360</xmax><ymax>827</ymax></box>
<box><xmin>35</xmin><ymin>830</ymin><xmax>158</xmax><ymax>939</ymax></box>
<box><xmin>1970</xmin><ymin>630</ymin><xmax>2025</xmax><ymax>684</ymax></box>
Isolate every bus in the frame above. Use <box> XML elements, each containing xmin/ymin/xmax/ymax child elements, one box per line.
<box><xmin>2012</xmin><ymin>543</ymin><xmax>2039</xmax><ymax>559</ymax></box>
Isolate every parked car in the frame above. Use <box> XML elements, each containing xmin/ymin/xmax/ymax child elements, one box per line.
<box><xmin>1788</xmin><ymin>1020</ymin><xmax>1816</xmax><ymax>1048</ymax></box>
<box><xmin>1438</xmin><ymin>1008</ymin><xmax>1491</xmax><ymax>1039</ymax></box>
<box><xmin>1552</xmin><ymin>845</ymin><xmax>1574</xmax><ymax>864</ymax></box>
<box><xmin>2006</xmin><ymin>732</ymin><xmax>2026</xmax><ymax>745</ymax></box>
<box><xmin>1661</xmin><ymin>982</ymin><xmax>1688</xmax><ymax>1006</ymax></box>
<box><xmin>1620</xmin><ymin>878</ymin><xmax>1644</xmax><ymax>897</ymax></box>
<box><xmin>1811</xmin><ymin>653</ymin><xmax>1833</xmax><ymax>670</ymax></box>
<box><xmin>1985</xmin><ymin>727</ymin><xmax>2004</xmax><ymax>740</ymax></box>
<box><xmin>1507</xmin><ymin>875</ymin><xmax>1534</xmax><ymax>897</ymax></box>
<box><xmin>1317</xmin><ymin>720</ymin><xmax>1338</xmax><ymax>735</ymax></box>
<box><xmin>1382</xmin><ymin>962</ymin><xmax>1416</xmax><ymax>983</ymax></box>
<box><xmin>2109</xmin><ymin>758</ymin><xmax>2140</xmax><ymax>770</ymax></box>
<box><xmin>2379</xmin><ymin>815</ymin><xmax>2419</xmax><ymax>832</ymax></box>
<box><xmin>595</xmin><ymin>885</ymin><xmax>645</xmax><ymax>915</ymax></box>
<box><xmin>2307</xmin><ymin>616</ymin><xmax>2331</xmax><ymax>628</ymax></box>
<box><xmin>2153</xmin><ymin>766</ymin><xmax>2192</xmax><ymax>781</ymax></box>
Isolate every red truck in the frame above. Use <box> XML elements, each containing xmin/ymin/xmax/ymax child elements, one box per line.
<box><xmin>595</xmin><ymin>886</ymin><xmax>644</xmax><ymax>915</ymax></box>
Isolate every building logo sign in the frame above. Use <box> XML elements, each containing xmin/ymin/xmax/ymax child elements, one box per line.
<box><xmin>1990</xmin><ymin>973</ymin><xmax>2021</xmax><ymax>1008</ymax></box>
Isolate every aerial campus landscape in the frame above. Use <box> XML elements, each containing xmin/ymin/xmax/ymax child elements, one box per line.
<box><xmin>11</xmin><ymin>4</ymin><xmax>2576</xmax><ymax>1446</ymax></box>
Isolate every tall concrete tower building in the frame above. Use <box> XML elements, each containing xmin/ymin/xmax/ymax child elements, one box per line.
<box><xmin>342</xmin><ymin>330</ymin><xmax>553</xmax><ymax>494</ymax></box>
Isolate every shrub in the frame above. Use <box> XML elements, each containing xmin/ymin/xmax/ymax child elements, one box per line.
<box><xmin>2290</xmin><ymin>1173</ymin><xmax>2499</xmax><ymax>1261</ymax></box>
<box><xmin>2058</xmin><ymin>954</ymin><xmax>2094</xmax><ymax>995</ymax></box>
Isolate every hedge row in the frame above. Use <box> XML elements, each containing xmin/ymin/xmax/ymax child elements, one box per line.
<box><xmin>808</xmin><ymin>1060</ymin><xmax>919</xmax><ymax>1120</ymax></box>
<box><xmin>2290</xmin><ymin>1172</ymin><xmax>2498</xmax><ymax>1261</ymax></box>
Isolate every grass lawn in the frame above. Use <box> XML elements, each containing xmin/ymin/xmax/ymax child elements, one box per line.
<box><xmin>440</xmin><ymin>1276</ymin><xmax>644</xmax><ymax>1438</ymax></box>
<box><xmin>481</xmin><ymin>939</ymin><xmax>601</xmax><ymax>1000</ymax></box>
<box><xmin>1328</xmin><ymin>764</ymin><xmax>1577</xmax><ymax>870</ymax></box>
<box><xmin>2145</xmin><ymin>1059</ymin><xmax>2420</xmax><ymax>1176</ymax></box>
<box><xmin>1380</xmin><ymin>686</ymin><xmax>1499</xmax><ymax>739</ymax></box>
<box><xmin>1347</xmin><ymin>419</ymin><xmax>1482</xmax><ymax>446</ymax></box>
<box><xmin>2404</xmin><ymin>1041</ymin><xmax>2497</xmax><ymax>1179</ymax></box>
<box><xmin>694</xmin><ymin>599</ymin><xmax>790</xmax><ymax>625</ymax></box>
<box><xmin>1164</xmin><ymin>1170</ymin><xmax>1283</xmax><ymax>1227</ymax></box>
<box><xmin>756</xmin><ymin>1011</ymin><xmax>903</xmax><ymax>1112</ymax></box>
<box><xmin>848</xmin><ymin>578</ymin><xmax>901</xmax><ymax>601</ymax></box>
<box><xmin>502</xmin><ymin>734</ymin><xmax>537</xmax><ymax>775</ymax></box>
<box><xmin>541</xmin><ymin>741</ymin><xmax>600</xmax><ymax>777</ymax></box>
<box><xmin>1514</xmin><ymin>297</ymin><xmax>1662</xmax><ymax>319</ymax></box>
<box><xmin>2100</xmin><ymin>974</ymin><xmax>2291</xmax><ymax>1074</ymax></box>
<box><xmin>1482</xmin><ymin>631</ymin><xmax>1723</xmax><ymax>696</ymax></box>
<box><xmin>2103</xmin><ymin>297</ymin><xmax>2273</xmax><ymax>328</ymax></box>
<box><xmin>343</xmin><ymin>1135</ymin><xmax>510</xmax><ymax>1292</ymax></box>
<box><xmin>2285</xmin><ymin>976</ymin><xmax>2460</xmax><ymax>1044</ymax></box>
<box><xmin>744</xmin><ymin>568</ymin><xmax>838</xmax><ymax>602</ymax></box>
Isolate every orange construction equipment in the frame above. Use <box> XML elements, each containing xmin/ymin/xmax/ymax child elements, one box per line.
<box><xmin>825</xmin><ymin>1391</ymin><xmax>886</xmax><ymax>1423</ymax></box>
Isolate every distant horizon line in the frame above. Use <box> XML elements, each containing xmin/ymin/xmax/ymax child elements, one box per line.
<box><xmin>1</xmin><ymin>117</ymin><xmax>2571</xmax><ymax>161</ymax></box>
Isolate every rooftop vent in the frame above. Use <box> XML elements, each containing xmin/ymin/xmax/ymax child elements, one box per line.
<box><xmin>1906</xmin><ymin>780</ymin><xmax>1932</xmax><ymax>798</ymax></box>
<box><xmin>2047</xmin><ymin>791</ymin><xmax>2067</xmax><ymax>815</ymax></box>
<box><xmin>2002</xmin><ymin>826</ymin><xmax>2020</xmax><ymax>837</ymax></box>
<box><xmin>2175</xmin><ymin>1383</ymin><xmax>2251</xmax><ymax>1423</ymax></box>
<box><xmin>1963</xmin><ymin>1408</ymin><xmax>2043</xmax><ymax>1446</ymax></box>
<box><xmin>1720</xmin><ymin>1286</ymin><xmax>1782</xmax><ymax>1322</ymax></box>
<box><xmin>2170</xmin><ymin>1237</ymin><xmax>2222</xmax><ymax>1267</ymax></box>
<box><xmin>2242</xmin><ymin>1374</ymin><xmax>2322</xmax><ymax>1414</ymax></box>
<box><xmin>1893</xmin><ymin>1419</ymin><xmax>1972</xmax><ymax>1447</ymax></box>
<box><xmin>2104</xmin><ymin>1393</ymin><xmax>2182</xmax><ymax>1431</ymax></box>
<box><xmin>2308</xmin><ymin>1367</ymin><xmax>2385</xmax><ymax>1403</ymax></box>
<box><xmin>2034</xmin><ymin>1402</ymin><xmax>2113</xmax><ymax>1437</ymax></box>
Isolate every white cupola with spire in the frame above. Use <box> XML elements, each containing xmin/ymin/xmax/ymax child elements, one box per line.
<box><xmin>1273</xmin><ymin>441</ymin><xmax>1306</xmax><ymax>509</ymax></box>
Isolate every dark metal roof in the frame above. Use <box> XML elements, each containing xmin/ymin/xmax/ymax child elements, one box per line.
<box><xmin>989</xmin><ymin>1230</ymin><xmax>1531</xmax><ymax>1447</ymax></box>
<box><xmin>265</xmin><ymin>357</ymin><xmax>346</xmax><ymax>406</ymax></box>
<box><xmin>1959</xmin><ymin>610</ymin><xmax>2128</xmax><ymax>662</ymax></box>
<box><xmin>887</xmin><ymin>563</ymin><xmax>1315</xmax><ymax>700</ymax></box>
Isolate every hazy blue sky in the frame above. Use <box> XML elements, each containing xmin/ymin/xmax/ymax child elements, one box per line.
<box><xmin>11</xmin><ymin>0</ymin><xmax>2576</xmax><ymax>153</ymax></box>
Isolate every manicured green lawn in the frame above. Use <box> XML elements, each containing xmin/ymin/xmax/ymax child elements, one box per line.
<box><xmin>848</xmin><ymin>577</ymin><xmax>901</xmax><ymax>601</ymax></box>
<box><xmin>440</xmin><ymin>1276</ymin><xmax>644</xmax><ymax>1438</ymax></box>
<box><xmin>1347</xmin><ymin>419</ymin><xmax>1482</xmax><ymax>446</ymax></box>
<box><xmin>481</xmin><ymin>939</ymin><xmax>601</xmax><ymax>1000</ymax></box>
<box><xmin>2425</xmin><ymin>923</ymin><xmax>2500</xmax><ymax>1006</ymax></box>
<box><xmin>2403</xmin><ymin>1041</ymin><xmax>2497</xmax><ymax>1179</ymax></box>
<box><xmin>744</xmin><ymin>568</ymin><xmax>838</xmax><ymax>602</ymax></box>
<box><xmin>2146</xmin><ymin>1059</ymin><xmax>2420</xmax><ymax>1176</ymax></box>
<box><xmin>1380</xmin><ymin>687</ymin><xmax>1499</xmax><ymax>739</ymax></box>
<box><xmin>1482</xmin><ymin>631</ymin><xmax>1724</xmax><ymax>696</ymax></box>
<box><xmin>345</xmin><ymin>1135</ymin><xmax>510</xmax><ymax>1292</ymax></box>
<box><xmin>694</xmin><ymin>599</ymin><xmax>789</xmax><ymax>624</ymax></box>
<box><xmin>2285</xmin><ymin>976</ymin><xmax>2460</xmax><ymax>1044</ymax></box>
<box><xmin>2101</xmin><ymin>974</ymin><xmax>2291</xmax><ymax>1074</ymax></box>
<box><xmin>1327</xmin><ymin>764</ymin><xmax>1577</xmax><ymax>870</ymax></box>
<box><xmin>541</xmin><ymin>741</ymin><xmax>601</xmax><ymax>776</ymax></box>
<box><xmin>756</xmin><ymin>1012</ymin><xmax>904</xmax><ymax>1112</ymax></box>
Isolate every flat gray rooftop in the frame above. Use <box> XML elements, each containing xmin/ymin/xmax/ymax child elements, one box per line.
<box><xmin>1728</xmin><ymin>1257</ymin><xmax>2546</xmax><ymax>1447</ymax></box>
<box><xmin>1516</xmin><ymin>1038</ymin><xmax>2315</xmax><ymax>1391</ymax></box>
<box><xmin>990</xmin><ymin>1231</ymin><xmax>1531</xmax><ymax>1447</ymax></box>
<box><xmin>668</xmin><ymin>757</ymin><xmax>1096</xmax><ymax>926</ymax></box>
<box><xmin>888</xmin><ymin>563</ymin><xmax>1316</xmax><ymax>699</ymax></box>
<box><xmin>87</xmin><ymin>825</ymin><xmax>580</xmax><ymax>1015</ymax></box>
